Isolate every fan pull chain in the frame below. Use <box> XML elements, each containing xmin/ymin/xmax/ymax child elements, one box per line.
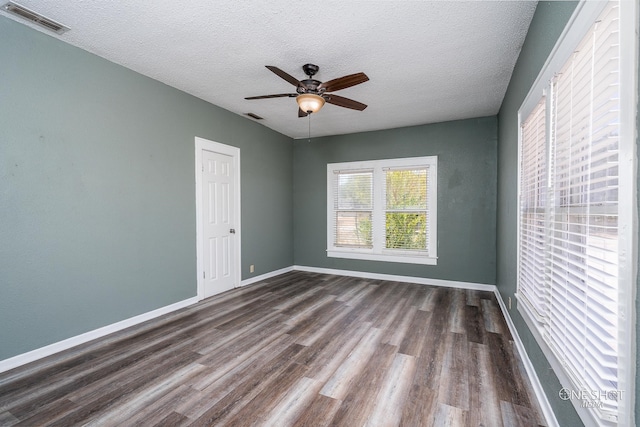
<box><xmin>308</xmin><ymin>113</ymin><xmax>311</xmax><ymax>142</ymax></box>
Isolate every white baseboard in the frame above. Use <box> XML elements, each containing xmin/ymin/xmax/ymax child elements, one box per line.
<box><xmin>293</xmin><ymin>265</ymin><xmax>496</xmax><ymax>292</ymax></box>
<box><xmin>240</xmin><ymin>266</ymin><xmax>294</xmax><ymax>287</ymax></box>
<box><xmin>493</xmin><ymin>290</ymin><xmax>559</xmax><ymax>427</ymax></box>
<box><xmin>0</xmin><ymin>297</ymin><xmax>198</xmax><ymax>374</ymax></box>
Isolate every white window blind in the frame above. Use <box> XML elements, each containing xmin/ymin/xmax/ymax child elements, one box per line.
<box><xmin>546</xmin><ymin>2</ymin><xmax>620</xmax><ymax>417</ymax></box>
<box><xmin>327</xmin><ymin>157</ymin><xmax>437</xmax><ymax>265</ymax></box>
<box><xmin>516</xmin><ymin>1</ymin><xmax>636</xmax><ymax>424</ymax></box>
<box><xmin>518</xmin><ymin>97</ymin><xmax>548</xmax><ymax>321</ymax></box>
<box><xmin>333</xmin><ymin>170</ymin><xmax>373</xmax><ymax>248</ymax></box>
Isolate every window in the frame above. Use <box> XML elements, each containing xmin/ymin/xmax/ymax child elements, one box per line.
<box><xmin>517</xmin><ymin>1</ymin><xmax>636</xmax><ymax>425</ymax></box>
<box><xmin>327</xmin><ymin>156</ymin><xmax>437</xmax><ymax>265</ymax></box>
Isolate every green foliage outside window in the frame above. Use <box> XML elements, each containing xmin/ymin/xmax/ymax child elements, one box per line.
<box><xmin>385</xmin><ymin>170</ymin><xmax>427</xmax><ymax>250</ymax></box>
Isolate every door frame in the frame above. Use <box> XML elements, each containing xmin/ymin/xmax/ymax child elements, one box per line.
<box><xmin>195</xmin><ymin>136</ymin><xmax>241</xmax><ymax>300</ymax></box>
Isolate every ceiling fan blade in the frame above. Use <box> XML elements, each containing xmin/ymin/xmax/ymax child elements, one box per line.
<box><xmin>266</xmin><ymin>66</ymin><xmax>305</xmax><ymax>87</ymax></box>
<box><xmin>324</xmin><ymin>94</ymin><xmax>367</xmax><ymax>111</ymax></box>
<box><xmin>298</xmin><ymin>108</ymin><xmax>309</xmax><ymax>118</ymax></box>
<box><xmin>245</xmin><ymin>93</ymin><xmax>296</xmax><ymax>100</ymax></box>
<box><xmin>318</xmin><ymin>72</ymin><xmax>369</xmax><ymax>92</ymax></box>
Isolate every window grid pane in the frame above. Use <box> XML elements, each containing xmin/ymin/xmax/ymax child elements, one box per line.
<box><xmin>334</xmin><ymin>171</ymin><xmax>373</xmax><ymax>248</ymax></box>
<box><xmin>384</xmin><ymin>168</ymin><xmax>429</xmax><ymax>252</ymax></box>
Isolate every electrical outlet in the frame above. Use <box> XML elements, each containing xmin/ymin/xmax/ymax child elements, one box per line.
<box><xmin>250</xmin><ymin>264</ymin><xmax>254</xmax><ymax>273</ymax></box>
<box><xmin>508</xmin><ymin>297</ymin><xmax>512</xmax><ymax>310</ymax></box>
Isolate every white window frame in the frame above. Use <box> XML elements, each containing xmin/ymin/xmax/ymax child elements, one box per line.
<box><xmin>327</xmin><ymin>156</ymin><xmax>438</xmax><ymax>265</ymax></box>
<box><xmin>516</xmin><ymin>1</ymin><xmax>637</xmax><ymax>426</ymax></box>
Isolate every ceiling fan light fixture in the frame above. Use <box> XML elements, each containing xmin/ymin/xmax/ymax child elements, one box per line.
<box><xmin>296</xmin><ymin>93</ymin><xmax>325</xmax><ymax>114</ymax></box>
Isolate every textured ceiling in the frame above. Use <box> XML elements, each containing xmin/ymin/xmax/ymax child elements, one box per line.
<box><xmin>1</xmin><ymin>1</ymin><xmax>537</xmax><ymax>139</ymax></box>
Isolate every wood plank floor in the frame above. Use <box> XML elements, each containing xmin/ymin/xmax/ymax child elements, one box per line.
<box><xmin>0</xmin><ymin>271</ymin><xmax>546</xmax><ymax>426</ymax></box>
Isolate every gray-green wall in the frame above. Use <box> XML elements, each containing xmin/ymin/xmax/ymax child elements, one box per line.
<box><xmin>497</xmin><ymin>2</ymin><xmax>605</xmax><ymax>426</ymax></box>
<box><xmin>293</xmin><ymin>117</ymin><xmax>497</xmax><ymax>285</ymax></box>
<box><xmin>0</xmin><ymin>16</ymin><xmax>293</xmax><ymax>360</ymax></box>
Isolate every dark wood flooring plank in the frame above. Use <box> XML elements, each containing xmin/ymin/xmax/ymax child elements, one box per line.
<box><xmin>0</xmin><ymin>311</ymin><xmax>203</xmax><ymax>411</ymax></box>
<box><xmin>487</xmin><ymin>333</ymin><xmax>532</xmax><ymax>408</ymax></box>
<box><xmin>196</xmin><ymin>313</ymin><xmax>289</xmax><ymax>367</ymax></box>
<box><xmin>221</xmin><ymin>362</ymin><xmax>309</xmax><ymax>426</ymax></box>
<box><xmin>500</xmin><ymin>400</ymin><xmax>545</xmax><ymax>427</ymax></box>
<box><xmin>295</xmin><ymin>318</ymin><xmax>372</xmax><ymax>382</ymax></box>
<box><xmin>411</xmin><ymin>286</ymin><xmax>432</xmax><ymax>311</ymax></box>
<box><xmin>282</xmin><ymin>293</ymin><xmax>337</xmax><ymax>323</ymax></box>
<box><xmin>290</xmin><ymin>301</ymin><xmax>351</xmax><ymax>347</ymax></box>
<box><xmin>179</xmin><ymin>334</ymin><xmax>298</xmax><ymax>417</ymax></box>
<box><xmin>12</xmin><ymin>398</ymin><xmax>78</xmax><ymax>427</ymax></box>
<box><xmin>366</xmin><ymin>283</ymin><xmax>412</xmax><ymax>327</ymax></box>
<box><xmin>447</xmin><ymin>289</ymin><xmax>464</xmax><ymax>334</ymax></box>
<box><xmin>333</xmin><ymin>278</ymin><xmax>370</xmax><ymax>302</ymax></box>
<box><xmin>6</xmin><ymin>336</ymin><xmax>180</xmax><ymax>418</ymax></box>
<box><xmin>410</xmin><ymin>288</ymin><xmax>453</xmax><ymax>391</ymax></box>
<box><xmin>438</xmin><ymin>332</ymin><xmax>470</xmax><ymax>411</ymax></box>
<box><xmin>329</xmin><ymin>343</ymin><xmax>397</xmax><ymax>426</ymax></box>
<box><xmin>341</xmin><ymin>283</ymin><xmax>379</xmax><ymax>307</ymax></box>
<box><xmin>80</xmin><ymin>363</ymin><xmax>207</xmax><ymax>427</ymax></box>
<box><xmin>466</xmin><ymin>289</ymin><xmax>481</xmax><ymax>307</ymax></box>
<box><xmin>48</xmin><ymin>351</ymin><xmax>202</xmax><ymax>427</ymax></box>
<box><xmin>464</xmin><ymin>305</ymin><xmax>486</xmax><ymax>344</ymax></box>
<box><xmin>319</xmin><ymin>327</ymin><xmax>384</xmax><ymax>399</ymax></box>
<box><xmin>398</xmin><ymin>309</ymin><xmax>432</xmax><ymax>356</ymax></box>
<box><xmin>259</xmin><ymin>376</ymin><xmax>321</xmax><ymax>426</ymax></box>
<box><xmin>273</xmin><ymin>286</ymin><xmax>324</xmax><ymax>311</ymax></box>
<box><xmin>481</xmin><ymin>297</ymin><xmax>512</xmax><ymax>340</ymax></box>
<box><xmin>0</xmin><ymin>411</ymin><xmax>19</xmax><ymax>426</ymax></box>
<box><xmin>61</xmin><ymin>331</ymin><xmax>208</xmax><ymax>404</ymax></box>
<box><xmin>154</xmin><ymin>411</ymin><xmax>191</xmax><ymax>427</ymax></box>
<box><xmin>365</xmin><ymin>352</ymin><xmax>416</xmax><ymax>426</ymax></box>
<box><xmin>419</xmin><ymin>286</ymin><xmax>439</xmax><ymax>311</ymax></box>
<box><xmin>382</xmin><ymin>304</ymin><xmax>417</xmax><ymax>347</ymax></box>
<box><xmin>373</xmin><ymin>294</ymin><xmax>411</xmax><ymax>330</ymax></box>
<box><xmin>120</xmin><ymin>384</ymin><xmax>196</xmax><ymax>427</ymax></box>
<box><xmin>362</xmin><ymin>281</ymin><xmax>410</xmax><ymax>323</ymax></box>
<box><xmin>186</xmin><ymin>343</ymin><xmax>306</xmax><ymax>426</ymax></box>
<box><xmin>400</xmin><ymin>384</ymin><xmax>437</xmax><ymax>427</ymax></box>
<box><xmin>354</xmin><ymin>281</ymin><xmax>397</xmax><ymax>321</ymax></box>
<box><xmin>433</xmin><ymin>403</ymin><xmax>468</xmax><ymax>427</ymax></box>
<box><xmin>291</xmin><ymin>393</ymin><xmax>341</xmax><ymax>427</ymax></box>
<box><xmin>468</xmin><ymin>342</ymin><xmax>503</xmax><ymax>427</ymax></box>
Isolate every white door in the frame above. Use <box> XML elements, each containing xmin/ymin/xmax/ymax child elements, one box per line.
<box><xmin>198</xmin><ymin>143</ymin><xmax>239</xmax><ymax>298</ymax></box>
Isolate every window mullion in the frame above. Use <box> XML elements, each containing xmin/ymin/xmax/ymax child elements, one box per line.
<box><xmin>372</xmin><ymin>165</ymin><xmax>385</xmax><ymax>253</ymax></box>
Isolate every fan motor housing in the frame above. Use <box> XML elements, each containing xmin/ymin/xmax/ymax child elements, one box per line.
<box><xmin>298</xmin><ymin>79</ymin><xmax>321</xmax><ymax>94</ymax></box>
<box><xmin>302</xmin><ymin>63</ymin><xmax>319</xmax><ymax>77</ymax></box>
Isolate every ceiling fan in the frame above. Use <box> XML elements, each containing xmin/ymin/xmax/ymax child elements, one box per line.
<box><xmin>245</xmin><ymin>64</ymin><xmax>369</xmax><ymax>117</ymax></box>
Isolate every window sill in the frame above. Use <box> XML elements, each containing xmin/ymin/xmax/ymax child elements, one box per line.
<box><xmin>327</xmin><ymin>249</ymin><xmax>437</xmax><ymax>265</ymax></box>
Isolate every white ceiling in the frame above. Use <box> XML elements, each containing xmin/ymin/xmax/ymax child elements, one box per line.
<box><xmin>1</xmin><ymin>1</ymin><xmax>537</xmax><ymax>139</ymax></box>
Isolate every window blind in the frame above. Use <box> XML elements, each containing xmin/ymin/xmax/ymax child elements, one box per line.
<box><xmin>546</xmin><ymin>2</ymin><xmax>620</xmax><ymax>416</ymax></box>
<box><xmin>333</xmin><ymin>170</ymin><xmax>373</xmax><ymax>248</ymax></box>
<box><xmin>518</xmin><ymin>97</ymin><xmax>548</xmax><ymax>322</ymax></box>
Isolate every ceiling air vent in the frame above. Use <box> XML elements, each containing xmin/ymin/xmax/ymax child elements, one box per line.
<box><xmin>245</xmin><ymin>113</ymin><xmax>264</xmax><ymax>120</ymax></box>
<box><xmin>2</xmin><ymin>2</ymin><xmax>69</xmax><ymax>34</ymax></box>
